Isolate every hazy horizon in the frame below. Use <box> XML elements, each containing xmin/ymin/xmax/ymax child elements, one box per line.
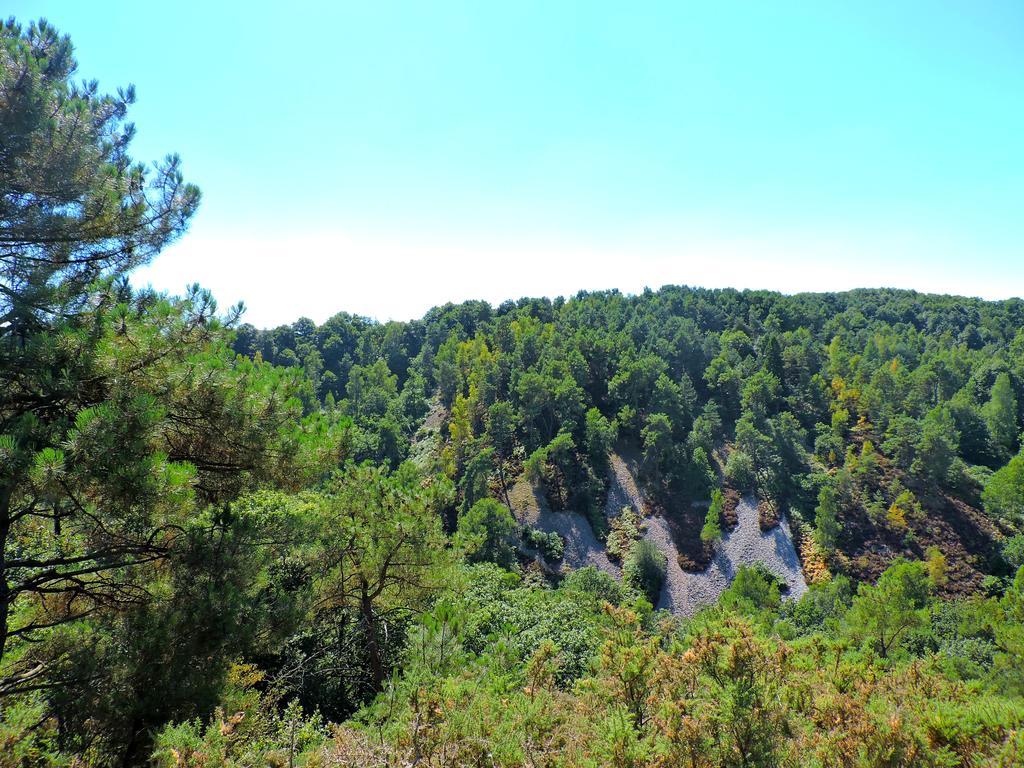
<box><xmin>11</xmin><ymin>0</ymin><xmax>1023</xmax><ymax>326</ymax></box>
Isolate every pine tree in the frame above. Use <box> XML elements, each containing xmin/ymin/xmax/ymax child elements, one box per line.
<box><xmin>0</xmin><ymin>20</ymin><xmax>342</xmax><ymax>697</ymax></box>
<box><xmin>815</xmin><ymin>478</ymin><xmax>842</xmax><ymax>552</ymax></box>
<box><xmin>986</xmin><ymin>373</ymin><xmax>1019</xmax><ymax>459</ymax></box>
<box><xmin>0</xmin><ymin>19</ymin><xmax>200</xmax><ymax>332</ymax></box>
<box><xmin>701</xmin><ymin>489</ymin><xmax>724</xmax><ymax>543</ymax></box>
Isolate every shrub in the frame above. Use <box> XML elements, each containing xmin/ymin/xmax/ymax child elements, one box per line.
<box><xmin>455</xmin><ymin>498</ymin><xmax>517</xmax><ymax>569</ymax></box>
<box><xmin>521</xmin><ymin>525</ymin><xmax>565</xmax><ymax>561</ymax></box>
<box><xmin>561</xmin><ymin>566</ymin><xmax>624</xmax><ymax>606</ymax></box>
<box><xmin>606</xmin><ymin>506</ymin><xmax>643</xmax><ymax>561</ymax></box>
<box><xmin>720</xmin><ymin>563</ymin><xmax>781</xmax><ymax>613</ymax></box>
<box><xmin>701</xmin><ymin>490</ymin><xmax>724</xmax><ymax>543</ymax></box>
<box><xmin>624</xmin><ymin>540</ymin><xmax>667</xmax><ymax>604</ymax></box>
<box><xmin>724</xmin><ymin>449</ymin><xmax>756</xmax><ymax>491</ymax></box>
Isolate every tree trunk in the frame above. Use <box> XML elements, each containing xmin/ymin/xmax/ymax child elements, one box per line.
<box><xmin>0</xmin><ymin>485</ymin><xmax>11</xmax><ymax>671</ymax></box>
<box><xmin>360</xmin><ymin>583</ymin><xmax>385</xmax><ymax>692</ymax></box>
<box><xmin>0</xmin><ymin>485</ymin><xmax>12</xmax><ymax>719</ymax></box>
<box><xmin>498</xmin><ymin>461</ymin><xmax>512</xmax><ymax>509</ymax></box>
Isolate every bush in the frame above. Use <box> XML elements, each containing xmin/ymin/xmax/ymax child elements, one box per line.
<box><xmin>561</xmin><ymin>566</ymin><xmax>624</xmax><ymax>606</ymax></box>
<box><xmin>606</xmin><ymin>506</ymin><xmax>642</xmax><ymax>561</ymax></box>
<box><xmin>720</xmin><ymin>564</ymin><xmax>781</xmax><ymax>614</ymax></box>
<box><xmin>725</xmin><ymin>449</ymin><xmax>756</xmax><ymax>491</ymax></box>
<box><xmin>1003</xmin><ymin>535</ymin><xmax>1024</xmax><ymax>572</ymax></box>
<box><xmin>701</xmin><ymin>490</ymin><xmax>724</xmax><ymax>543</ymax></box>
<box><xmin>455</xmin><ymin>499</ymin><xmax>517</xmax><ymax>569</ymax></box>
<box><xmin>521</xmin><ymin>525</ymin><xmax>565</xmax><ymax>561</ymax></box>
<box><xmin>780</xmin><ymin>575</ymin><xmax>853</xmax><ymax>633</ymax></box>
<box><xmin>624</xmin><ymin>540</ymin><xmax>667</xmax><ymax>604</ymax></box>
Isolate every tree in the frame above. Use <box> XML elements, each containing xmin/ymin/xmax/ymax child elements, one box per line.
<box><xmin>457</xmin><ymin>443</ymin><xmax>494</xmax><ymax>515</ymax></box>
<box><xmin>882</xmin><ymin>414</ymin><xmax>921</xmax><ymax>471</ymax></box>
<box><xmin>345</xmin><ymin>359</ymin><xmax>398</xmax><ymax>420</ymax></box>
<box><xmin>0</xmin><ymin>285</ymin><xmax>346</xmax><ymax>695</ymax></box>
<box><xmin>724</xmin><ymin>449</ymin><xmax>756</xmax><ymax>492</ymax></box>
<box><xmin>455</xmin><ymin>498</ymin><xmax>517</xmax><ymax>570</ymax></box>
<box><xmin>688</xmin><ymin>401</ymin><xmax>722</xmax><ymax>456</ymax></box>
<box><xmin>845</xmin><ymin>559</ymin><xmax>931</xmax><ymax>658</ymax></box>
<box><xmin>740</xmin><ymin>369</ymin><xmax>781</xmax><ymax>424</ymax></box>
<box><xmin>735</xmin><ymin>411</ymin><xmax>784</xmax><ymax>499</ymax></box>
<box><xmin>687</xmin><ymin>445</ymin><xmax>717</xmax><ymax>499</ymax></box>
<box><xmin>983</xmin><ymin>450</ymin><xmax>1024</xmax><ymax>527</ymax></box>
<box><xmin>687</xmin><ymin>617</ymin><xmax>787</xmax><ymax>766</ymax></box>
<box><xmin>994</xmin><ymin>566</ymin><xmax>1024</xmax><ymax>695</ymax></box>
<box><xmin>1003</xmin><ymin>535</ymin><xmax>1024</xmax><ymax>572</ymax></box>
<box><xmin>641</xmin><ymin>412</ymin><xmax>674</xmax><ymax>480</ymax></box>
<box><xmin>1</xmin><ymin>18</ymin><xmax>211</xmax><ymax>681</ymax></box>
<box><xmin>486</xmin><ymin>401</ymin><xmax>517</xmax><ymax>461</ymax></box>
<box><xmin>319</xmin><ymin>464</ymin><xmax>447</xmax><ymax>691</ymax></box>
<box><xmin>485</xmin><ymin>401</ymin><xmax>517</xmax><ymax>506</ymax></box>
<box><xmin>986</xmin><ymin>373</ymin><xmax>1019</xmax><ymax>459</ymax></box>
<box><xmin>0</xmin><ymin>19</ymin><xmax>199</xmax><ymax>333</ymax></box>
<box><xmin>623</xmin><ymin>539</ymin><xmax>666</xmax><ymax>605</ymax></box>
<box><xmin>583</xmin><ymin>407</ymin><xmax>615</xmax><ymax>469</ymax></box>
<box><xmin>814</xmin><ymin>474</ymin><xmax>843</xmax><ymax>551</ymax></box>
<box><xmin>701</xmin><ymin>490</ymin><xmax>724</xmax><ymax>543</ymax></box>
<box><xmin>720</xmin><ymin>564</ymin><xmax>781</xmax><ymax>614</ymax></box>
<box><xmin>913</xmin><ymin>406</ymin><xmax>959</xmax><ymax>484</ymax></box>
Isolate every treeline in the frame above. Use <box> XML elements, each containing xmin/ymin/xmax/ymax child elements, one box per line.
<box><xmin>4</xmin><ymin>17</ymin><xmax>1024</xmax><ymax>767</ymax></box>
<box><xmin>236</xmin><ymin>283</ymin><xmax>1024</xmax><ymax>582</ymax></box>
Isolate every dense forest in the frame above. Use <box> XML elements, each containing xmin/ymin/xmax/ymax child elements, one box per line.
<box><xmin>3</xmin><ymin>18</ymin><xmax>1024</xmax><ymax>768</ymax></box>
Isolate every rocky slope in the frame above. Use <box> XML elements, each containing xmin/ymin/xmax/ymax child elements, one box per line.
<box><xmin>511</xmin><ymin>452</ymin><xmax>808</xmax><ymax>614</ymax></box>
<box><xmin>645</xmin><ymin>495</ymin><xmax>807</xmax><ymax>615</ymax></box>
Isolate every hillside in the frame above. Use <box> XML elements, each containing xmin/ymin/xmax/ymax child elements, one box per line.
<box><xmin>235</xmin><ymin>286</ymin><xmax>1024</xmax><ymax>594</ymax></box>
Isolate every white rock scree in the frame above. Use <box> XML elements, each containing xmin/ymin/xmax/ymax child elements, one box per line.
<box><xmin>516</xmin><ymin>453</ymin><xmax>808</xmax><ymax>616</ymax></box>
<box><xmin>645</xmin><ymin>494</ymin><xmax>808</xmax><ymax>616</ymax></box>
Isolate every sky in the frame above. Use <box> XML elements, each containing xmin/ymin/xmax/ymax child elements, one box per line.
<box><xmin>9</xmin><ymin>1</ymin><xmax>1024</xmax><ymax>327</ymax></box>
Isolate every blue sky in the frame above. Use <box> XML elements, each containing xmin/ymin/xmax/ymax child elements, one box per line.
<box><xmin>10</xmin><ymin>1</ymin><xmax>1024</xmax><ymax>326</ymax></box>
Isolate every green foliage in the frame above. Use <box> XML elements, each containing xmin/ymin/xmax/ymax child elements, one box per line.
<box><xmin>150</xmin><ymin>664</ymin><xmax>329</xmax><ymax>768</ymax></box>
<box><xmin>986</xmin><ymin>372</ymin><xmax>1019</xmax><ymax>460</ymax></box>
<box><xmin>561</xmin><ymin>566</ymin><xmax>625</xmax><ymax>606</ymax></box>
<box><xmin>780</xmin><ymin>574</ymin><xmax>853</xmax><ymax>633</ymax></box>
<box><xmin>741</xmin><ymin>368</ymin><xmax>782</xmax><ymax>423</ymax></box>
<box><xmin>882</xmin><ymin>414</ymin><xmax>921</xmax><ymax>471</ymax></box>
<box><xmin>319</xmin><ymin>463</ymin><xmax>450</xmax><ymax>691</ymax></box>
<box><xmin>701</xmin><ymin>489</ymin><xmax>724</xmax><ymax>543</ymax></box>
<box><xmin>487</xmin><ymin>400</ymin><xmax>518</xmax><ymax>459</ymax></box>
<box><xmin>623</xmin><ymin>540</ymin><xmax>667</xmax><ymax>605</ymax></box>
<box><xmin>814</xmin><ymin>473</ymin><xmax>843</xmax><ymax>551</ymax></box>
<box><xmin>688</xmin><ymin>401</ymin><xmax>722</xmax><ymax>455</ymax></box>
<box><xmin>686</xmin><ymin>445</ymin><xmax>718</xmax><ymax>499</ymax></box>
<box><xmin>520</xmin><ymin>525</ymin><xmax>565</xmax><ymax>561</ymax></box>
<box><xmin>584</xmin><ymin>407</ymin><xmax>615</xmax><ymax>468</ymax></box>
<box><xmin>607</xmin><ymin>506</ymin><xmax>643</xmax><ymax>562</ymax></box>
<box><xmin>456</xmin><ymin>498</ymin><xmax>518</xmax><ymax>569</ymax></box>
<box><xmin>0</xmin><ymin>18</ymin><xmax>200</xmax><ymax>329</ymax></box>
<box><xmin>1003</xmin><ymin>535</ymin><xmax>1024</xmax><ymax>572</ymax></box>
<box><xmin>984</xmin><ymin>450</ymin><xmax>1024</xmax><ymax>527</ymax></box>
<box><xmin>641</xmin><ymin>412</ymin><xmax>675</xmax><ymax>476</ymax></box>
<box><xmin>724</xmin><ymin>449</ymin><xmax>756</xmax><ymax>491</ymax></box>
<box><xmin>448</xmin><ymin>564</ymin><xmax>608</xmax><ymax>682</ymax></box>
<box><xmin>846</xmin><ymin>558</ymin><xmax>932</xmax><ymax>657</ymax></box>
<box><xmin>913</xmin><ymin>405</ymin><xmax>960</xmax><ymax>484</ymax></box>
<box><xmin>9</xmin><ymin>19</ymin><xmax>1024</xmax><ymax>758</ymax></box>
<box><xmin>720</xmin><ymin>564</ymin><xmax>782</xmax><ymax>614</ymax></box>
<box><xmin>994</xmin><ymin>567</ymin><xmax>1024</xmax><ymax>694</ymax></box>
